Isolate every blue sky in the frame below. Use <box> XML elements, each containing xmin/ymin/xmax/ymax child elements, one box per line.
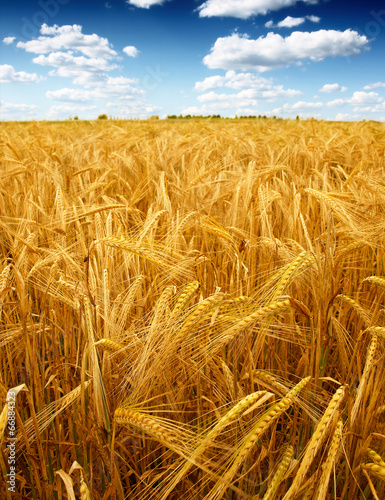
<box><xmin>1</xmin><ymin>0</ymin><xmax>385</xmax><ymax>120</ymax></box>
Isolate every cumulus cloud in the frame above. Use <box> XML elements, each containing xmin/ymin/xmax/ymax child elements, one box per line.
<box><xmin>14</xmin><ymin>23</ymin><xmax>157</xmax><ymax>116</ymax></box>
<box><xmin>326</xmin><ymin>98</ymin><xmax>346</xmax><ymax>108</ymax></box>
<box><xmin>126</xmin><ymin>0</ymin><xmax>169</xmax><ymax>8</ymax></box>
<box><xmin>198</xmin><ymin>0</ymin><xmax>318</xmax><ymax>19</ymax></box>
<box><xmin>123</xmin><ymin>46</ymin><xmax>140</xmax><ymax>57</ymax></box>
<box><xmin>46</xmin><ymin>77</ymin><xmax>144</xmax><ymax>102</ymax></box>
<box><xmin>32</xmin><ymin>52</ymin><xmax>117</xmax><ymax>86</ymax></box>
<box><xmin>188</xmin><ymin>70</ymin><xmax>304</xmax><ymax>117</ymax></box>
<box><xmin>363</xmin><ymin>82</ymin><xmax>385</xmax><ymax>90</ymax></box>
<box><xmin>47</xmin><ymin>104</ymin><xmax>97</xmax><ymax>117</ymax></box>
<box><xmin>319</xmin><ymin>83</ymin><xmax>347</xmax><ymax>93</ymax></box>
<box><xmin>181</xmin><ymin>103</ymin><xmax>243</xmax><ymax>115</ymax></box>
<box><xmin>326</xmin><ymin>91</ymin><xmax>383</xmax><ymax>109</ymax></box>
<box><xmin>335</xmin><ymin>112</ymin><xmax>358</xmax><ymax>120</ymax></box>
<box><xmin>276</xmin><ymin>16</ymin><xmax>306</xmax><ymax>28</ymax></box>
<box><xmin>195</xmin><ymin>70</ymin><xmax>301</xmax><ymax>100</ymax></box>
<box><xmin>203</xmin><ymin>30</ymin><xmax>369</xmax><ymax>72</ymax></box>
<box><xmin>265</xmin><ymin>15</ymin><xmax>320</xmax><ymax>28</ymax></box>
<box><xmin>0</xmin><ymin>101</ymin><xmax>38</xmax><ymax>111</ymax></box>
<box><xmin>106</xmin><ymin>100</ymin><xmax>161</xmax><ymax>116</ymax></box>
<box><xmin>11</xmin><ymin>22</ymin><xmax>167</xmax><ymax>118</ymax></box>
<box><xmin>198</xmin><ymin>89</ymin><xmax>258</xmax><ymax>105</ymax></box>
<box><xmin>46</xmin><ymin>88</ymin><xmax>97</xmax><ymax>102</ymax></box>
<box><xmin>272</xmin><ymin>100</ymin><xmax>323</xmax><ymax>114</ymax></box>
<box><xmin>3</xmin><ymin>36</ymin><xmax>16</xmax><ymax>45</ymax></box>
<box><xmin>17</xmin><ymin>24</ymin><xmax>117</xmax><ymax>59</ymax></box>
<box><xmin>0</xmin><ymin>64</ymin><xmax>43</xmax><ymax>83</ymax></box>
<box><xmin>0</xmin><ymin>101</ymin><xmax>39</xmax><ymax>119</ymax></box>
<box><xmin>349</xmin><ymin>91</ymin><xmax>383</xmax><ymax>105</ymax></box>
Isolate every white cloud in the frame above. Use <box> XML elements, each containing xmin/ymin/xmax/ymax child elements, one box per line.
<box><xmin>277</xmin><ymin>16</ymin><xmax>305</xmax><ymax>28</ymax></box>
<box><xmin>46</xmin><ymin>77</ymin><xmax>144</xmax><ymax>102</ymax></box>
<box><xmin>0</xmin><ymin>100</ymin><xmax>39</xmax><ymax>119</ymax></box>
<box><xmin>326</xmin><ymin>91</ymin><xmax>383</xmax><ymax>110</ymax></box>
<box><xmin>198</xmin><ymin>89</ymin><xmax>258</xmax><ymax>106</ymax></box>
<box><xmin>326</xmin><ymin>98</ymin><xmax>346</xmax><ymax>107</ymax></box>
<box><xmin>106</xmin><ymin>100</ymin><xmax>161</xmax><ymax>116</ymax></box>
<box><xmin>335</xmin><ymin>112</ymin><xmax>359</xmax><ymax>121</ymax></box>
<box><xmin>265</xmin><ymin>15</ymin><xmax>321</xmax><ymax>28</ymax></box>
<box><xmin>203</xmin><ymin>30</ymin><xmax>369</xmax><ymax>72</ymax></box>
<box><xmin>0</xmin><ymin>64</ymin><xmax>43</xmax><ymax>83</ymax></box>
<box><xmin>32</xmin><ymin>52</ymin><xmax>117</xmax><ymax>86</ymax></box>
<box><xmin>370</xmin><ymin>103</ymin><xmax>385</xmax><ymax>113</ymax></box>
<box><xmin>47</xmin><ymin>104</ymin><xmax>97</xmax><ymax>118</ymax></box>
<box><xmin>17</xmin><ymin>24</ymin><xmax>117</xmax><ymax>59</ymax></box>
<box><xmin>319</xmin><ymin>83</ymin><xmax>347</xmax><ymax>93</ymax></box>
<box><xmin>307</xmin><ymin>15</ymin><xmax>320</xmax><ymax>23</ymax></box>
<box><xmin>195</xmin><ymin>70</ymin><xmax>301</xmax><ymax>100</ymax></box>
<box><xmin>17</xmin><ymin>24</ymin><xmax>144</xmax><ymax>92</ymax></box>
<box><xmin>123</xmin><ymin>46</ymin><xmax>140</xmax><ymax>57</ymax></box>
<box><xmin>1</xmin><ymin>101</ymin><xmax>38</xmax><ymax>112</ymax></box>
<box><xmin>189</xmin><ymin>70</ymin><xmax>303</xmax><ymax>117</ymax></box>
<box><xmin>126</xmin><ymin>0</ymin><xmax>169</xmax><ymax>8</ymax></box>
<box><xmin>272</xmin><ymin>100</ymin><xmax>323</xmax><ymax>114</ymax></box>
<box><xmin>2</xmin><ymin>36</ymin><xmax>16</xmax><ymax>45</ymax></box>
<box><xmin>349</xmin><ymin>91</ymin><xmax>383</xmax><ymax>106</ymax></box>
<box><xmin>181</xmin><ymin>102</ymin><xmax>260</xmax><ymax>116</ymax></box>
<box><xmin>363</xmin><ymin>82</ymin><xmax>385</xmax><ymax>90</ymax></box>
<box><xmin>46</xmin><ymin>88</ymin><xmax>97</xmax><ymax>102</ymax></box>
<box><xmin>198</xmin><ymin>0</ymin><xmax>318</xmax><ymax>19</ymax></box>
<box><xmin>181</xmin><ymin>103</ymin><xmax>236</xmax><ymax>115</ymax></box>
<box><xmin>12</xmin><ymin>23</ymin><xmax>164</xmax><ymax>119</ymax></box>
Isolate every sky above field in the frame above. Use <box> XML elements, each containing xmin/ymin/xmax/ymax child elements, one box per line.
<box><xmin>1</xmin><ymin>0</ymin><xmax>385</xmax><ymax>121</ymax></box>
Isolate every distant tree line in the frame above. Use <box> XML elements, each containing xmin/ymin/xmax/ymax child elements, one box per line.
<box><xmin>166</xmin><ymin>114</ymin><xmax>281</xmax><ymax>120</ymax></box>
<box><xmin>67</xmin><ymin>114</ymin><xmax>285</xmax><ymax>121</ymax></box>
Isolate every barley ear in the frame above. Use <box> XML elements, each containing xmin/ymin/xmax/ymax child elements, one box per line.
<box><xmin>283</xmin><ymin>385</ymin><xmax>346</xmax><ymax>500</ymax></box>
<box><xmin>262</xmin><ymin>445</ymin><xmax>294</xmax><ymax>500</ymax></box>
<box><xmin>314</xmin><ymin>419</ymin><xmax>343</xmax><ymax>500</ymax></box>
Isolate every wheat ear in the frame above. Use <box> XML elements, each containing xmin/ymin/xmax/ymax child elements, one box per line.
<box><xmin>176</xmin><ymin>292</ymin><xmax>224</xmax><ymax>340</ymax></box>
<box><xmin>363</xmin><ymin>276</ymin><xmax>385</xmax><ymax>288</ymax></box>
<box><xmin>100</xmin><ymin>236</ymin><xmax>173</xmax><ymax>268</ymax></box>
<box><xmin>159</xmin><ymin>390</ymin><xmax>271</xmax><ymax>500</ymax></box>
<box><xmin>262</xmin><ymin>445</ymin><xmax>294</xmax><ymax>500</ymax></box>
<box><xmin>271</xmin><ymin>251</ymin><xmax>315</xmax><ymax>302</ymax></box>
<box><xmin>350</xmin><ymin>332</ymin><xmax>377</xmax><ymax>426</ymax></box>
<box><xmin>367</xmin><ymin>449</ymin><xmax>385</xmax><ymax>467</ymax></box>
<box><xmin>315</xmin><ymin>419</ymin><xmax>343</xmax><ymax>500</ymax></box>
<box><xmin>205</xmin><ymin>376</ymin><xmax>311</xmax><ymax>500</ymax></box>
<box><xmin>336</xmin><ymin>294</ymin><xmax>371</xmax><ymax>327</ymax></box>
<box><xmin>283</xmin><ymin>385</ymin><xmax>346</xmax><ymax>500</ymax></box>
<box><xmin>79</xmin><ymin>470</ymin><xmax>92</xmax><ymax>500</ymax></box>
<box><xmin>94</xmin><ymin>338</ymin><xmax>126</xmax><ymax>354</ymax></box>
<box><xmin>361</xmin><ymin>462</ymin><xmax>385</xmax><ymax>481</ymax></box>
<box><xmin>214</xmin><ymin>299</ymin><xmax>292</xmax><ymax>349</ymax></box>
<box><xmin>366</xmin><ymin>326</ymin><xmax>385</xmax><ymax>339</ymax></box>
<box><xmin>114</xmin><ymin>408</ymin><xmax>177</xmax><ymax>444</ymax></box>
<box><xmin>169</xmin><ymin>281</ymin><xmax>200</xmax><ymax>320</ymax></box>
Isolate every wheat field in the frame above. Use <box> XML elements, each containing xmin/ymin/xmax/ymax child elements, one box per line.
<box><xmin>1</xmin><ymin>117</ymin><xmax>385</xmax><ymax>499</ymax></box>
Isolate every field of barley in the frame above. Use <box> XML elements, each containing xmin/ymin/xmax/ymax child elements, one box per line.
<box><xmin>1</xmin><ymin>118</ymin><xmax>385</xmax><ymax>499</ymax></box>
